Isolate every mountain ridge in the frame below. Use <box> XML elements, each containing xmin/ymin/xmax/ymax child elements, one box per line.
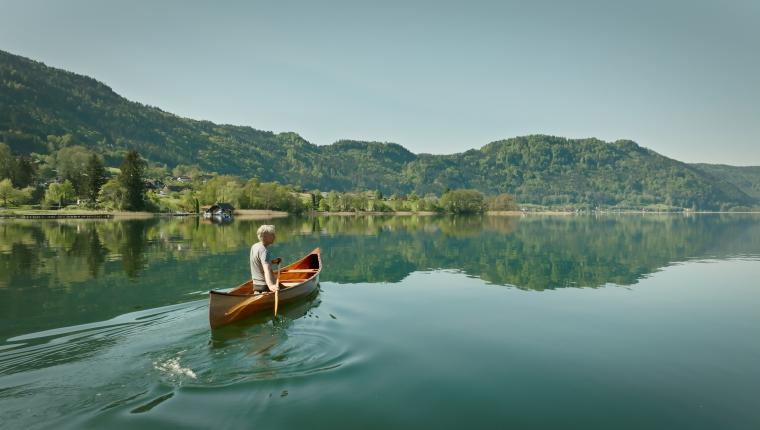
<box><xmin>0</xmin><ymin>48</ymin><xmax>757</xmax><ymax>209</ymax></box>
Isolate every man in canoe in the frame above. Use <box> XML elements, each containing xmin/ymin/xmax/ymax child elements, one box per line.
<box><xmin>250</xmin><ymin>224</ymin><xmax>282</xmax><ymax>294</ymax></box>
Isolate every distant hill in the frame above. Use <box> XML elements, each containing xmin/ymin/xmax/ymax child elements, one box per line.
<box><xmin>0</xmin><ymin>49</ymin><xmax>756</xmax><ymax>210</ymax></box>
<box><xmin>690</xmin><ymin>164</ymin><xmax>760</xmax><ymax>202</ymax></box>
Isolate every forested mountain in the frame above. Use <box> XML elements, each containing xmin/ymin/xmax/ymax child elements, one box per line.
<box><xmin>1</xmin><ymin>49</ymin><xmax>757</xmax><ymax>209</ymax></box>
<box><xmin>690</xmin><ymin>164</ymin><xmax>760</xmax><ymax>202</ymax></box>
<box><xmin>400</xmin><ymin>136</ymin><xmax>753</xmax><ymax>208</ymax></box>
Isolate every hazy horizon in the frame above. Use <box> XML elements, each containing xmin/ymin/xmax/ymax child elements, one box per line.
<box><xmin>1</xmin><ymin>0</ymin><xmax>759</xmax><ymax>165</ymax></box>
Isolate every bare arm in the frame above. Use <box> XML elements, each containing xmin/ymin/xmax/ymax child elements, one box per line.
<box><xmin>263</xmin><ymin>262</ymin><xmax>279</xmax><ymax>292</ymax></box>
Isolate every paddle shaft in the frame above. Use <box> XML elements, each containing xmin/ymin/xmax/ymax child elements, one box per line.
<box><xmin>274</xmin><ymin>265</ymin><xmax>280</xmax><ymax>316</ymax></box>
<box><xmin>225</xmin><ymin>264</ymin><xmax>282</xmax><ymax>317</ymax></box>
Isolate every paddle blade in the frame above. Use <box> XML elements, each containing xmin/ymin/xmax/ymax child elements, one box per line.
<box><xmin>274</xmin><ymin>289</ymin><xmax>279</xmax><ymax>316</ymax></box>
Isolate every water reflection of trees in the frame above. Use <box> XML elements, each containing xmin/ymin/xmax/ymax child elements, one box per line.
<box><xmin>308</xmin><ymin>215</ymin><xmax>760</xmax><ymax>289</ymax></box>
<box><xmin>1</xmin><ymin>214</ymin><xmax>759</xmax><ymax>292</ymax></box>
<box><xmin>2</xmin><ymin>215</ymin><xmax>759</xmax><ymax>337</ymax></box>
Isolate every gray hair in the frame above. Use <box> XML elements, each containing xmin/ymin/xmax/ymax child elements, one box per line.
<box><xmin>257</xmin><ymin>224</ymin><xmax>276</xmax><ymax>241</ymax></box>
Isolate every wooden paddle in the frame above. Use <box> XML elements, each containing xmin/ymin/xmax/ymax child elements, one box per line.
<box><xmin>274</xmin><ymin>265</ymin><xmax>281</xmax><ymax>317</ymax></box>
<box><xmin>225</xmin><ymin>265</ymin><xmax>282</xmax><ymax>317</ymax></box>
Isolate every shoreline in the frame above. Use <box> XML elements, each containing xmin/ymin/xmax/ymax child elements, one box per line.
<box><xmin>233</xmin><ymin>209</ymin><xmax>289</xmax><ymax>219</ymax></box>
<box><xmin>0</xmin><ymin>209</ymin><xmax>291</xmax><ymax>220</ymax></box>
<box><xmin>310</xmin><ymin>210</ymin><xmax>439</xmax><ymax>216</ymax></box>
<box><xmin>1</xmin><ymin>208</ymin><xmax>759</xmax><ymax>220</ymax></box>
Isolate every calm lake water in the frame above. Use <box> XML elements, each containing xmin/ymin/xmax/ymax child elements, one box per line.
<box><xmin>1</xmin><ymin>214</ymin><xmax>759</xmax><ymax>429</ymax></box>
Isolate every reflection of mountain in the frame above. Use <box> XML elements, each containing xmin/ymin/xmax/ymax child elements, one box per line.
<box><xmin>1</xmin><ymin>215</ymin><xmax>759</xmax><ymax>337</ymax></box>
<box><xmin>307</xmin><ymin>215</ymin><xmax>760</xmax><ymax>289</ymax></box>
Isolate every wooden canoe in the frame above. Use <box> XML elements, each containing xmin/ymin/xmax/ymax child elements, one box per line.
<box><xmin>208</xmin><ymin>247</ymin><xmax>322</xmax><ymax>329</ymax></box>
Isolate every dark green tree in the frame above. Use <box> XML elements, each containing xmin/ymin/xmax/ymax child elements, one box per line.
<box><xmin>0</xmin><ymin>143</ymin><xmax>14</xmax><ymax>181</ymax></box>
<box><xmin>12</xmin><ymin>156</ymin><xmax>37</xmax><ymax>188</ymax></box>
<box><xmin>85</xmin><ymin>153</ymin><xmax>107</xmax><ymax>203</ymax></box>
<box><xmin>119</xmin><ymin>150</ymin><xmax>146</xmax><ymax>211</ymax></box>
<box><xmin>0</xmin><ymin>144</ymin><xmax>37</xmax><ymax>188</ymax></box>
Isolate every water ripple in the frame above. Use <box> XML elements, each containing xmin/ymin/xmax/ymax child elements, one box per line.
<box><xmin>0</xmin><ymin>290</ymin><xmax>356</xmax><ymax>429</ymax></box>
<box><xmin>146</xmin><ymin>293</ymin><xmax>350</xmax><ymax>388</ymax></box>
<box><xmin>0</xmin><ymin>302</ymin><xmax>204</xmax><ymax>376</ymax></box>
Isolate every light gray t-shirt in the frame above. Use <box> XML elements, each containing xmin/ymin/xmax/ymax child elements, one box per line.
<box><xmin>250</xmin><ymin>242</ymin><xmax>273</xmax><ymax>284</ymax></box>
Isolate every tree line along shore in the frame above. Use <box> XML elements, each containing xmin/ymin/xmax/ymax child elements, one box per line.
<box><xmin>0</xmin><ymin>145</ymin><xmax>517</xmax><ymax>215</ymax></box>
<box><xmin>1</xmin><ymin>144</ymin><xmax>757</xmax><ymax>217</ymax></box>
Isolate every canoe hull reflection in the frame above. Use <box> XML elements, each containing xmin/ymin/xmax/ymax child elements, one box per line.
<box><xmin>208</xmin><ymin>248</ymin><xmax>321</xmax><ymax>328</ymax></box>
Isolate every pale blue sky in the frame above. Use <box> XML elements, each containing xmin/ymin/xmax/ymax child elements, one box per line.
<box><xmin>1</xmin><ymin>0</ymin><xmax>758</xmax><ymax>164</ymax></box>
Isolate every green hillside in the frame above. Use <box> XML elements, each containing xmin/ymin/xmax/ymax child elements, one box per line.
<box><xmin>0</xmin><ymin>49</ymin><xmax>755</xmax><ymax>210</ymax></box>
<box><xmin>402</xmin><ymin>137</ymin><xmax>755</xmax><ymax>208</ymax></box>
<box><xmin>691</xmin><ymin>164</ymin><xmax>760</xmax><ymax>202</ymax></box>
